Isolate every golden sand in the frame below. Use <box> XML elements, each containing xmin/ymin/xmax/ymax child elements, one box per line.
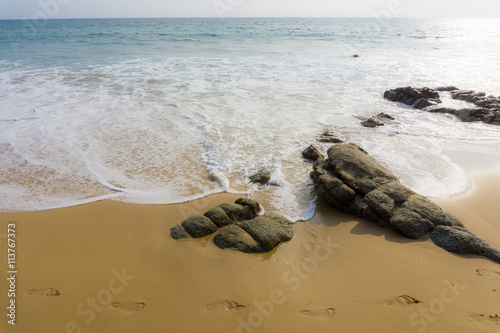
<box><xmin>1</xmin><ymin>164</ymin><xmax>499</xmax><ymax>333</ymax></box>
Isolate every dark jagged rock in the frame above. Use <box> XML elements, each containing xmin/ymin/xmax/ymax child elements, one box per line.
<box><xmin>171</xmin><ymin>198</ymin><xmax>294</xmax><ymax>253</ymax></box>
<box><xmin>353</xmin><ymin>54</ymin><xmax>360</xmax><ymax>58</ymax></box>
<box><xmin>181</xmin><ymin>216</ymin><xmax>218</xmax><ymax>238</ymax></box>
<box><xmin>249</xmin><ymin>168</ymin><xmax>272</xmax><ymax>185</ymax></box>
<box><xmin>376</xmin><ymin>112</ymin><xmax>395</xmax><ymax>120</ymax></box>
<box><xmin>385</xmin><ymin>87</ymin><xmax>441</xmax><ymax>108</ymax></box>
<box><xmin>361</xmin><ymin>117</ymin><xmax>383</xmax><ymax>128</ymax></box>
<box><xmin>318</xmin><ymin>131</ymin><xmax>344</xmax><ymax>143</ymax></box>
<box><xmin>430</xmin><ymin>226</ymin><xmax>500</xmax><ymax>264</ymax></box>
<box><xmin>302</xmin><ymin>145</ymin><xmax>325</xmax><ymax>161</ymax></box>
<box><xmin>384</xmin><ymin>86</ymin><xmax>500</xmax><ymax>126</ymax></box>
<box><xmin>311</xmin><ymin>142</ymin><xmax>500</xmax><ymax>261</ymax></box>
<box><xmin>360</xmin><ymin>113</ymin><xmax>396</xmax><ymax>128</ymax></box>
<box><xmin>435</xmin><ymin>86</ymin><xmax>459</xmax><ymax>91</ymax></box>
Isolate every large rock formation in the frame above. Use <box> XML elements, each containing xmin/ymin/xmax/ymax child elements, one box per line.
<box><xmin>383</xmin><ymin>86</ymin><xmax>500</xmax><ymax>125</ymax></box>
<box><xmin>430</xmin><ymin>226</ymin><xmax>500</xmax><ymax>264</ymax></box>
<box><xmin>311</xmin><ymin>143</ymin><xmax>500</xmax><ymax>262</ymax></box>
<box><xmin>170</xmin><ymin>198</ymin><xmax>294</xmax><ymax>253</ymax></box>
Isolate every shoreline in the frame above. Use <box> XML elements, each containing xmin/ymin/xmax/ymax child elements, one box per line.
<box><xmin>1</xmin><ymin>153</ymin><xmax>499</xmax><ymax>332</ymax></box>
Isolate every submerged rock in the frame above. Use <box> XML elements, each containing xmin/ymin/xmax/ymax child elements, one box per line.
<box><xmin>311</xmin><ymin>142</ymin><xmax>500</xmax><ymax>262</ymax></box>
<box><xmin>171</xmin><ymin>198</ymin><xmax>294</xmax><ymax>253</ymax></box>
<box><xmin>430</xmin><ymin>226</ymin><xmax>500</xmax><ymax>264</ymax></box>
<box><xmin>249</xmin><ymin>168</ymin><xmax>272</xmax><ymax>185</ymax></box>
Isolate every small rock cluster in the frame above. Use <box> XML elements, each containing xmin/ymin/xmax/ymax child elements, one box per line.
<box><xmin>310</xmin><ymin>142</ymin><xmax>500</xmax><ymax>263</ymax></box>
<box><xmin>384</xmin><ymin>87</ymin><xmax>441</xmax><ymax>109</ymax></box>
<box><xmin>384</xmin><ymin>86</ymin><xmax>500</xmax><ymax>125</ymax></box>
<box><xmin>170</xmin><ymin>198</ymin><xmax>294</xmax><ymax>253</ymax></box>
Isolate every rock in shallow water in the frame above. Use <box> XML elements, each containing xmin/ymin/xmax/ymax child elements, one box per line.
<box><xmin>384</xmin><ymin>86</ymin><xmax>500</xmax><ymax>126</ymax></box>
<box><xmin>302</xmin><ymin>145</ymin><xmax>325</xmax><ymax>161</ymax></box>
<box><xmin>249</xmin><ymin>168</ymin><xmax>272</xmax><ymax>185</ymax></box>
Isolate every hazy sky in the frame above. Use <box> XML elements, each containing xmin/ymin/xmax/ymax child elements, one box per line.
<box><xmin>1</xmin><ymin>0</ymin><xmax>499</xmax><ymax>19</ymax></box>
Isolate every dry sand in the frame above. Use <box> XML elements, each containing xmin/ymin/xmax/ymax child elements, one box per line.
<box><xmin>1</xmin><ymin>154</ymin><xmax>500</xmax><ymax>333</ymax></box>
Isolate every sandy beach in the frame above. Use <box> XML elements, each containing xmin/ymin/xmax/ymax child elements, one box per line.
<box><xmin>1</xmin><ymin>149</ymin><xmax>499</xmax><ymax>333</ymax></box>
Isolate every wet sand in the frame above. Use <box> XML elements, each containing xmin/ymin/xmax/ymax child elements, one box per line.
<box><xmin>1</xmin><ymin>155</ymin><xmax>500</xmax><ymax>333</ymax></box>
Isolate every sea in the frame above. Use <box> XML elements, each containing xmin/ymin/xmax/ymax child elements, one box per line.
<box><xmin>1</xmin><ymin>17</ymin><xmax>499</xmax><ymax>220</ymax></box>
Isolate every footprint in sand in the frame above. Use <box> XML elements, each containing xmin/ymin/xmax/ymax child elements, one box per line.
<box><xmin>24</xmin><ymin>288</ymin><xmax>61</xmax><ymax>297</ymax></box>
<box><xmin>465</xmin><ymin>313</ymin><xmax>500</xmax><ymax>326</ymax></box>
<box><xmin>489</xmin><ymin>315</ymin><xmax>500</xmax><ymax>325</ymax></box>
<box><xmin>383</xmin><ymin>295</ymin><xmax>421</xmax><ymax>306</ymax></box>
<box><xmin>110</xmin><ymin>302</ymin><xmax>147</xmax><ymax>313</ymax></box>
<box><xmin>475</xmin><ymin>268</ymin><xmax>500</xmax><ymax>278</ymax></box>
<box><xmin>465</xmin><ymin>313</ymin><xmax>484</xmax><ymax>325</ymax></box>
<box><xmin>205</xmin><ymin>299</ymin><xmax>248</xmax><ymax>311</ymax></box>
<box><xmin>300</xmin><ymin>308</ymin><xmax>335</xmax><ymax>319</ymax></box>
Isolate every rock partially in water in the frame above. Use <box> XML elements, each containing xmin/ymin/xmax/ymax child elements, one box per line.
<box><xmin>360</xmin><ymin>113</ymin><xmax>395</xmax><ymax>128</ymax></box>
<box><xmin>430</xmin><ymin>226</ymin><xmax>500</xmax><ymax>264</ymax></box>
<box><xmin>384</xmin><ymin>86</ymin><xmax>500</xmax><ymax>125</ymax></box>
<box><xmin>302</xmin><ymin>145</ymin><xmax>325</xmax><ymax>161</ymax></box>
<box><xmin>435</xmin><ymin>86</ymin><xmax>459</xmax><ymax>92</ymax></box>
<box><xmin>318</xmin><ymin>132</ymin><xmax>344</xmax><ymax>143</ymax></box>
<box><xmin>360</xmin><ymin>117</ymin><xmax>384</xmax><ymax>128</ymax></box>
<box><xmin>249</xmin><ymin>167</ymin><xmax>272</xmax><ymax>185</ymax></box>
<box><xmin>311</xmin><ymin>142</ymin><xmax>500</xmax><ymax>262</ymax></box>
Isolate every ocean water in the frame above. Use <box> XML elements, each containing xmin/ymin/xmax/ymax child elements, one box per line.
<box><xmin>1</xmin><ymin>18</ymin><xmax>499</xmax><ymax>220</ymax></box>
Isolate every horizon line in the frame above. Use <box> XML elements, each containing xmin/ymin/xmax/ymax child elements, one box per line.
<box><xmin>1</xmin><ymin>16</ymin><xmax>500</xmax><ymax>21</ymax></box>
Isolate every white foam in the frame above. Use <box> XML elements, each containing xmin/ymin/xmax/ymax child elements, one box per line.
<box><xmin>1</xmin><ymin>28</ymin><xmax>500</xmax><ymax>220</ymax></box>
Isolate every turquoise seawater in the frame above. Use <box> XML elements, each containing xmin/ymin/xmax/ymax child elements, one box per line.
<box><xmin>1</xmin><ymin>18</ymin><xmax>499</xmax><ymax>218</ymax></box>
